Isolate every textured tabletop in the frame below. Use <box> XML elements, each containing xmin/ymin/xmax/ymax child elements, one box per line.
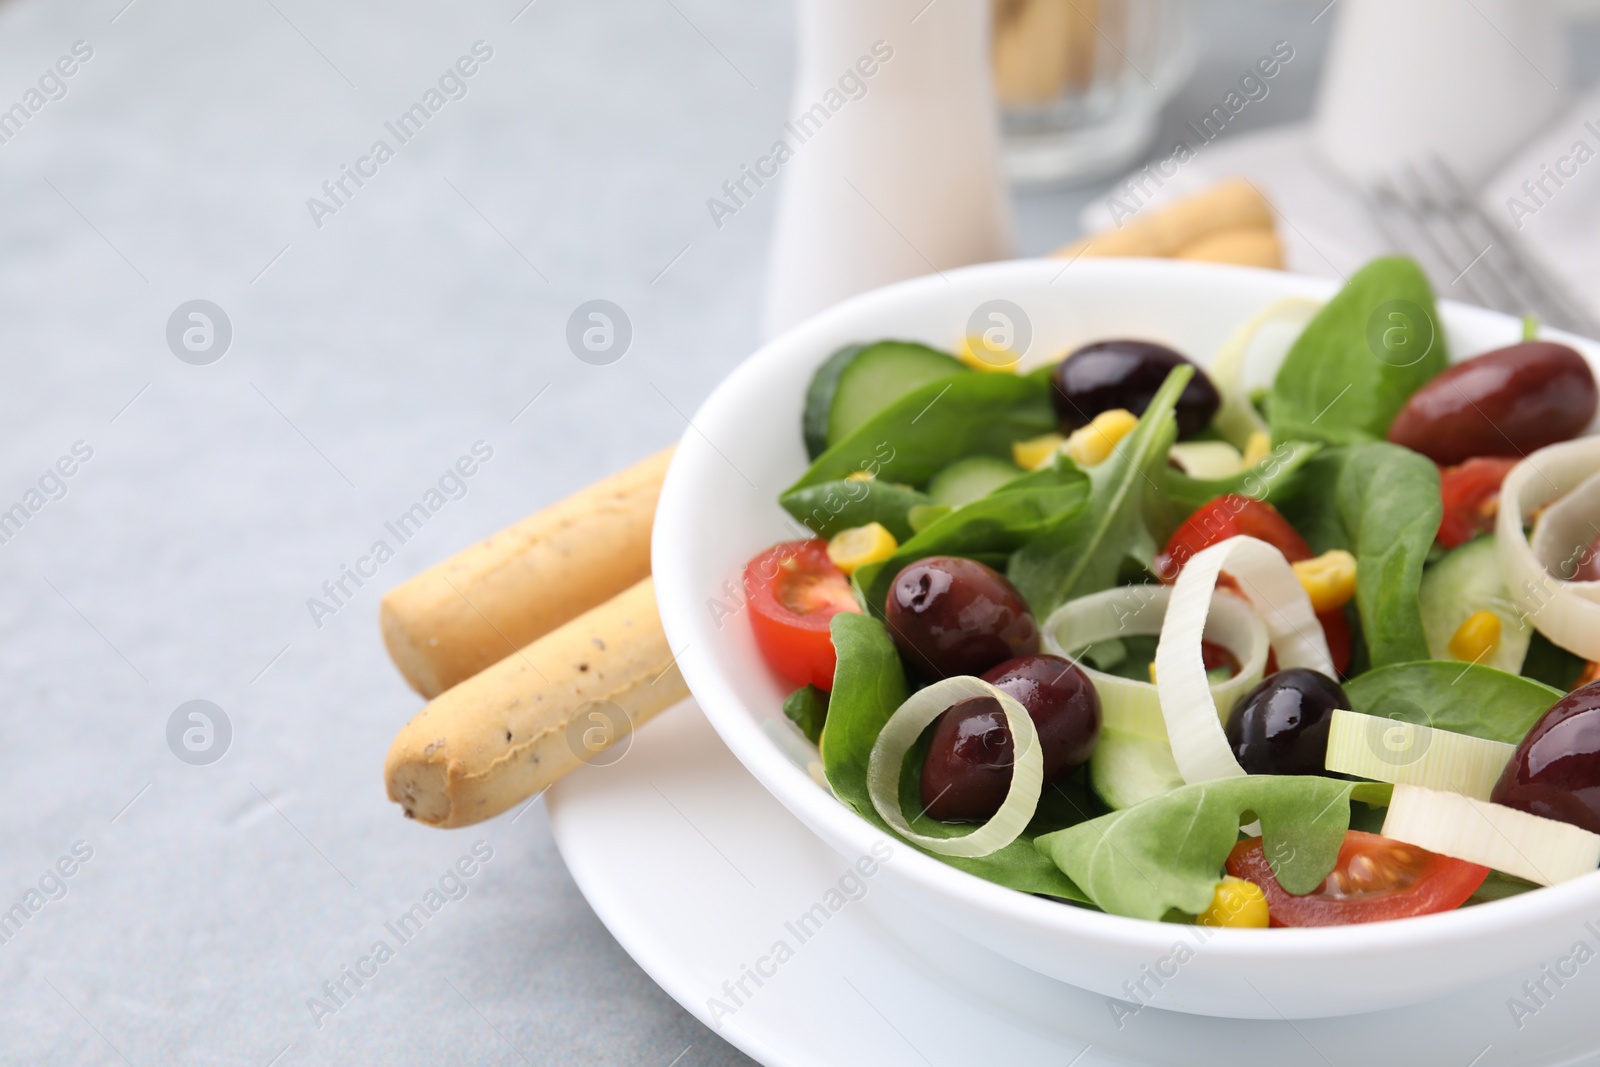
<box><xmin>0</xmin><ymin>1</ymin><xmax>1345</xmax><ymax>1063</ymax></box>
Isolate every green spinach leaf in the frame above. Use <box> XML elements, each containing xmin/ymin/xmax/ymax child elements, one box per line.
<box><xmin>791</xmin><ymin>373</ymin><xmax>1055</xmax><ymax>490</ymax></box>
<box><xmin>822</xmin><ymin>613</ymin><xmax>1090</xmax><ymax>901</ymax></box>
<box><xmin>1007</xmin><ymin>367</ymin><xmax>1188</xmax><ymax>616</ymax></box>
<box><xmin>779</xmin><ymin>479</ymin><xmax>931</xmax><ymax>542</ymax></box>
<box><xmin>1034</xmin><ymin>777</ymin><xmax>1391</xmax><ymax>920</ymax></box>
<box><xmin>1164</xmin><ymin>440</ymin><xmax>1322</xmax><ymax>517</ymax></box>
<box><xmin>1335</xmin><ymin>442</ymin><xmax>1440</xmax><ymax>667</ymax></box>
<box><xmin>1344</xmin><ymin>661</ymin><xmax>1561</xmax><ymax>745</ymax></box>
<box><xmin>783</xmin><ymin>685</ymin><xmax>828</xmax><ymax>745</ymax></box>
<box><xmin>852</xmin><ymin>464</ymin><xmax>1090</xmax><ymax>616</ymax></box>
<box><xmin>1269</xmin><ymin>256</ymin><xmax>1448</xmax><ymax>445</ymax></box>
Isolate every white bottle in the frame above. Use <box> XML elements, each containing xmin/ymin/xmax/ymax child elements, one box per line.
<box><xmin>1313</xmin><ymin>0</ymin><xmax>1567</xmax><ymax>188</ymax></box>
<box><xmin>762</xmin><ymin>0</ymin><xmax>1014</xmax><ymax>338</ymax></box>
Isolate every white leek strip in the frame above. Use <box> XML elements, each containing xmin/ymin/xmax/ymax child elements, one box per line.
<box><xmin>1381</xmin><ymin>784</ymin><xmax>1600</xmax><ymax>886</ymax></box>
<box><xmin>1155</xmin><ymin>535</ymin><xmax>1333</xmax><ymax>783</ymax></box>
<box><xmin>866</xmin><ymin>676</ymin><xmax>1042</xmax><ymax>858</ymax></box>
<box><xmin>1499</xmin><ymin>438</ymin><xmax>1600</xmax><ymax>659</ymax></box>
<box><xmin>1529</xmin><ymin>469</ymin><xmax>1600</xmax><ymax>601</ymax></box>
<box><xmin>1208</xmin><ymin>297</ymin><xmax>1323</xmax><ymax>448</ymax></box>
<box><xmin>1041</xmin><ymin>584</ymin><xmax>1269</xmax><ymax>742</ymax></box>
<box><xmin>1325</xmin><ymin>709</ymin><xmax>1515</xmax><ymax>801</ymax></box>
<box><xmin>1169</xmin><ymin>440</ymin><xmax>1244</xmax><ymax>480</ymax></box>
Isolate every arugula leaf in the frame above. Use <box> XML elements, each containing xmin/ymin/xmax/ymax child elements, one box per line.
<box><xmin>852</xmin><ymin>463</ymin><xmax>1090</xmax><ymax>616</ymax></box>
<box><xmin>1335</xmin><ymin>443</ymin><xmax>1440</xmax><ymax>667</ymax></box>
<box><xmin>791</xmin><ymin>373</ymin><xmax>1056</xmax><ymax>490</ymax></box>
<box><xmin>1344</xmin><ymin>661</ymin><xmax>1561</xmax><ymax>746</ymax></box>
<box><xmin>1007</xmin><ymin>367</ymin><xmax>1188</xmax><ymax>616</ymax></box>
<box><xmin>783</xmin><ymin>685</ymin><xmax>828</xmax><ymax>745</ymax></box>
<box><xmin>1269</xmin><ymin>256</ymin><xmax>1448</xmax><ymax>445</ymax></box>
<box><xmin>1164</xmin><ymin>440</ymin><xmax>1322</xmax><ymax>517</ymax></box>
<box><xmin>1034</xmin><ymin>777</ymin><xmax>1391</xmax><ymax>920</ymax></box>
<box><xmin>822</xmin><ymin>612</ymin><xmax>1090</xmax><ymax>901</ymax></box>
<box><xmin>779</xmin><ymin>479</ymin><xmax>931</xmax><ymax>542</ymax></box>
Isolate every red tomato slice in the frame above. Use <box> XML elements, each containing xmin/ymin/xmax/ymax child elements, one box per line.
<box><xmin>744</xmin><ymin>540</ymin><xmax>861</xmax><ymax>691</ymax></box>
<box><xmin>1437</xmin><ymin>457</ymin><xmax>1519</xmax><ymax>550</ymax></box>
<box><xmin>1226</xmin><ymin>830</ymin><xmax>1489</xmax><ymax>927</ymax></box>
<box><xmin>1156</xmin><ymin>495</ymin><xmax>1349</xmax><ymax>674</ymax></box>
<box><xmin>1156</xmin><ymin>495</ymin><xmax>1313</xmax><ymax>579</ymax></box>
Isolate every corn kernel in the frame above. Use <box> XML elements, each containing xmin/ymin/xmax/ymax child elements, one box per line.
<box><xmin>845</xmin><ymin>470</ymin><xmax>874</xmax><ymax>483</ymax></box>
<box><xmin>826</xmin><ymin>522</ymin><xmax>898</xmax><ymax>576</ymax></box>
<box><xmin>1147</xmin><ymin>661</ymin><xmax>1158</xmax><ymax>685</ymax></box>
<box><xmin>1291</xmin><ymin>549</ymin><xmax>1357</xmax><ymax>613</ymax></box>
<box><xmin>1197</xmin><ymin>876</ymin><xmax>1270</xmax><ymax>928</ymax></box>
<box><xmin>1064</xmin><ymin>409</ymin><xmax>1140</xmax><ymax>467</ymax></box>
<box><xmin>1449</xmin><ymin>609</ymin><xmax>1502</xmax><ymax>664</ymax></box>
<box><xmin>957</xmin><ymin>334</ymin><xmax>1020</xmax><ymax>373</ymax></box>
<box><xmin>1012</xmin><ymin>433</ymin><xmax>1065</xmax><ymax>472</ymax></box>
<box><xmin>1242</xmin><ymin>430</ymin><xmax>1272</xmax><ymax>468</ymax></box>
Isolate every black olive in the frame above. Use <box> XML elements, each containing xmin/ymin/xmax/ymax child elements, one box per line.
<box><xmin>1224</xmin><ymin>668</ymin><xmax>1349</xmax><ymax>777</ymax></box>
<box><xmin>1050</xmin><ymin>339</ymin><xmax>1220</xmax><ymax>439</ymax></box>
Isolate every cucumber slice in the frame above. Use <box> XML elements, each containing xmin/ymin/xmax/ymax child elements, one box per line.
<box><xmin>825</xmin><ymin>342</ymin><xmax>968</xmax><ymax>451</ymax></box>
<box><xmin>802</xmin><ymin>344</ymin><xmax>865</xmax><ymax>460</ymax></box>
<box><xmin>906</xmin><ymin>504</ymin><xmax>953</xmax><ymax>534</ymax></box>
<box><xmin>1168</xmin><ymin>441</ymin><xmax>1244</xmax><ymax>479</ymax></box>
<box><xmin>1089</xmin><ymin>728</ymin><xmax>1186</xmax><ymax>810</ymax></box>
<box><xmin>1381</xmin><ymin>784</ymin><xmax>1600</xmax><ymax>885</ymax></box>
<box><xmin>1419</xmin><ymin>535</ymin><xmax>1530</xmax><ymax>673</ymax></box>
<box><xmin>926</xmin><ymin>455</ymin><xmax>1027</xmax><ymax>509</ymax></box>
<box><xmin>1324</xmin><ymin>709</ymin><xmax>1514</xmax><ymax>800</ymax></box>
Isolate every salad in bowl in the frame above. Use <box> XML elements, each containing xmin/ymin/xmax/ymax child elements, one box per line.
<box><xmin>653</xmin><ymin>257</ymin><xmax>1600</xmax><ymax>1016</ymax></box>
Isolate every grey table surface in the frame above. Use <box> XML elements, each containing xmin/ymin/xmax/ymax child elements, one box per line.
<box><xmin>0</xmin><ymin>2</ymin><xmax>1588</xmax><ymax>1064</ymax></box>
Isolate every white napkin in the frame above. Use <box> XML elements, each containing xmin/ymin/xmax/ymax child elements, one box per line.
<box><xmin>1078</xmin><ymin>88</ymin><xmax>1600</xmax><ymax>329</ymax></box>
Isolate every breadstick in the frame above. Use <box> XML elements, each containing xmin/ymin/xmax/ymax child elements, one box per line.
<box><xmin>1054</xmin><ymin>178</ymin><xmax>1276</xmax><ymax>260</ymax></box>
<box><xmin>385</xmin><ymin>577</ymin><xmax>687</xmax><ymax>828</ymax></box>
<box><xmin>1174</xmin><ymin>227</ymin><xmax>1284</xmax><ymax>270</ymax></box>
<box><xmin>380</xmin><ymin>446</ymin><xmax>672</xmax><ymax>699</ymax></box>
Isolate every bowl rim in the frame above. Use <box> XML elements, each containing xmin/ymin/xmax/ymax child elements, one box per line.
<box><xmin>652</xmin><ymin>255</ymin><xmax>1600</xmax><ymax>961</ymax></box>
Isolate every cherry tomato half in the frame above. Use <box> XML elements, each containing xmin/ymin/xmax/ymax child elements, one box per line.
<box><xmin>744</xmin><ymin>540</ymin><xmax>861</xmax><ymax>691</ymax></box>
<box><xmin>1155</xmin><ymin>495</ymin><xmax>1349</xmax><ymax>674</ymax></box>
<box><xmin>1226</xmin><ymin>830</ymin><xmax>1489</xmax><ymax>927</ymax></box>
<box><xmin>1437</xmin><ymin>457</ymin><xmax>1519</xmax><ymax>550</ymax></box>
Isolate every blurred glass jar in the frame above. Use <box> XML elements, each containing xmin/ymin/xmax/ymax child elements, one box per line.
<box><xmin>992</xmin><ymin>0</ymin><xmax>1195</xmax><ymax>183</ymax></box>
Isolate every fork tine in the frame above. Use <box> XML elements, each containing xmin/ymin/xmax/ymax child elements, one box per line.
<box><xmin>1421</xmin><ymin>158</ymin><xmax>1559</xmax><ymax>324</ymax></box>
<box><xmin>1385</xmin><ymin>165</ymin><xmax>1503</xmax><ymax>312</ymax></box>
<box><xmin>1397</xmin><ymin>163</ymin><xmax>1517</xmax><ymax>313</ymax></box>
<box><xmin>1428</xmin><ymin>158</ymin><xmax>1600</xmax><ymax>338</ymax></box>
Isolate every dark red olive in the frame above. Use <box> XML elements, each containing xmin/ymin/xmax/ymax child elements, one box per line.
<box><xmin>1490</xmin><ymin>679</ymin><xmax>1600</xmax><ymax>834</ymax></box>
<box><xmin>1386</xmin><ymin>341</ymin><xmax>1597</xmax><ymax>465</ymax></box>
<box><xmin>919</xmin><ymin>697</ymin><xmax>1013</xmax><ymax>822</ymax></box>
<box><xmin>884</xmin><ymin>556</ymin><xmax>1037</xmax><ymax>679</ymax></box>
<box><xmin>983</xmin><ymin>654</ymin><xmax>1101</xmax><ymax>779</ymax></box>
<box><xmin>1224</xmin><ymin>668</ymin><xmax>1349</xmax><ymax>777</ymax></box>
<box><xmin>920</xmin><ymin>654</ymin><xmax>1101</xmax><ymax>822</ymax></box>
<box><xmin>1050</xmin><ymin>339</ymin><xmax>1220</xmax><ymax>439</ymax></box>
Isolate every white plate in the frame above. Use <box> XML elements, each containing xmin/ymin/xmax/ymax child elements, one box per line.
<box><xmin>550</xmin><ymin>702</ymin><xmax>1600</xmax><ymax>1067</ymax></box>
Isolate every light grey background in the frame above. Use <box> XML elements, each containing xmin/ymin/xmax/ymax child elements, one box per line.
<box><xmin>0</xmin><ymin>1</ymin><xmax>1589</xmax><ymax>1064</ymax></box>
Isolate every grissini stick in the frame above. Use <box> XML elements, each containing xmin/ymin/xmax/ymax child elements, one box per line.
<box><xmin>380</xmin><ymin>446</ymin><xmax>673</xmax><ymax>699</ymax></box>
<box><xmin>385</xmin><ymin>576</ymin><xmax>687</xmax><ymax>828</ymax></box>
<box><xmin>1053</xmin><ymin>178</ymin><xmax>1275</xmax><ymax>261</ymax></box>
<box><xmin>1174</xmin><ymin>226</ymin><xmax>1284</xmax><ymax>270</ymax></box>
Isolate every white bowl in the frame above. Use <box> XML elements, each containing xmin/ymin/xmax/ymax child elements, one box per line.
<box><xmin>651</xmin><ymin>257</ymin><xmax>1600</xmax><ymax>1019</ymax></box>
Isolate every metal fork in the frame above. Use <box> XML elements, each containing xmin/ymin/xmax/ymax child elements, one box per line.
<box><xmin>1362</xmin><ymin>157</ymin><xmax>1600</xmax><ymax>339</ymax></box>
